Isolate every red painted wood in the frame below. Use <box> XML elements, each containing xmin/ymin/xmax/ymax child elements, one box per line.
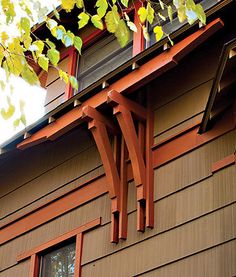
<box><xmin>153</xmin><ymin>108</ymin><xmax>235</xmax><ymax>169</ymax></box>
<box><xmin>17</xmin><ymin>218</ymin><xmax>101</xmax><ymax>261</ymax></box>
<box><xmin>17</xmin><ymin>18</ymin><xmax>223</xmax><ymax>150</ymax></box>
<box><xmin>211</xmin><ymin>154</ymin><xmax>235</xmax><ymax>173</ymax></box>
<box><xmin>133</xmin><ymin>0</ymin><xmax>145</xmax><ymax>56</ymax></box>
<box><xmin>119</xmin><ymin>137</ymin><xmax>128</xmax><ymax>240</ymax></box>
<box><xmin>0</xmin><ymin>179</ymin><xmax>106</xmax><ymax>245</ymax></box>
<box><xmin>88</xmin><ymin>119</ymin><xmax>120</xmax><ymax>202</ymax></box>
<box><xmin>29</xmin><ymin>254</ymin><xmax>39</xmax><ymax>277</ymax></box>
<box><xmin>114</xmin><ymin>105</ymin><xmax>146</xmax><ymax>197</ymax></box>
<box><xmin>107</xmin><ymin>90</ymin><xmax>147</xmax><ymax>121</ymax></box>
<box><xmin>74</xmin><ymin>233</ymin><xmax>83</xmax><ymax>277</ymax></box>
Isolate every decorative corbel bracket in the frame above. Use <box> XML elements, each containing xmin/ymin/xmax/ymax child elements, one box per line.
<box><xmin>107</xmin><ymin>90</ymin><xmax>153</xmax><ymax>232</ymax></box>
<box><xmin>82</xmin><ymin>105</ymin><xmax>128</xmax><ymax>242</ymax></box>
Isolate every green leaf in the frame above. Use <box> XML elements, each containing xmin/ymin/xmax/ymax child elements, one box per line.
<box><xmin>62</xmin><ymin>31</ymin><xmax>74</xmax><ymax>47</ymax></box>
<box><xmin>115</xmin><ymin>19</ymin><xmax>130</xmax><ymax>47</ymax></box>
<box><xmin>168</xmin><ymin>5</ymin><xmax>173</xmax><ymax>23</ymax></box>
<box><xmin>46</xmin><ymin>18</ymin><xmax>58</xmax><ymax>30</ymax></box>
<box><xmin>47</xmin><ymin>48</ymin><xmax>60</xmax><ymax>66</ymax></box>
<box><xmin>138</xmin><ymin>7</ymin><xmax>148</xmax><ymax>24</ymax></box>
<box><xmin>105</xmin><ymin>5</ymin><xmax>120</xmax><ymax>33</ymax></box>
<box><xmin>195</xmin><ymin>4</ymin><xmax>206</xmax><ymax>25</ymax></box>
<box><xmin>13</xmin><ymin>118</ymin><xmax>20</xmax><ymax>128</ymax></box>
<box><xmin>56</xmin><ymin>25</ymin><xmax>66</xmax><ymax>40</ymax></box>
<box><xmin>91</xmin><ymin>15</ymin><xmax>104</xmax><ymax>30</ymax></box>
<box><xmin>46</xmin><ymin>38</ymin><xmax>56</xmax><ymax>49</ymax></box>
<box><xmin>20</xmin><ymin>17</ymin><xmax>30</xmax><ymax>35</ymax></box>
<box><xmin>59</xmin><ymin>69</ymin><xmax>69</xmax><ymax>83</ymax></box>
<box><xmin>112</xmin><ymin>0</ymin><xmax>116</xmax><ymax>3</ymax></box>
<box><xmin>74</xmin><ymin>36</ymin><xmax>82</xmax><ymax>54</ymax></box>
<box><xmin>177</xmin><ymin>5</ymin><xmax>187</xmax><ymax>23</ymax></box>
<box><xmin>142</xmin><ymin>26</ymin><xmax>150</xmax><ymax>42</ymax></box>
<box><xmin>69</xmin><ymin>76</ymin><xmax>78</xmax><ymax>90</ymax></box>
<box><xmin>147</xmin><ymin>3</ymin><xmax>154</xmax><ymax>24</ymax></box>
<box><xmin>1</xmin><ymin>104</ymin><xmax>15</xmax><ymax>120</ymax></box>
<box><xmin>78</xmin><ymin>12</ymin><xmax>90</xmax><ymax>29</ymax></box>
<box><xmin>38</xmin><ymin>55</ymin><xmax>49</xmax><ymax>71</ymax></box>
<box><xmin>76</xmin><ymin>0</ymin><xmax>84</xmax><ymax>8</ymax></box>
<box><xmin>121</xmin><ymin>0</ymin><xmax>129</xmax><ymax>8</ymax></box>
<box><xmin>20</xmin><ymin>113</ymin><xmax>27</xmax><ymax>125</ymax></box>
<box><xmin>159</xmin><ymin>0</ymin><xmax>165</xmax><ymax>10</ymax></box>
<box><xmin>32</xmin><ymin>40</ymin><xmax>44</xmax><ymax>57</ymax></box>
<box><xmin>61</xmin><ymin>0</ymin><xmax>76</xmax><ymax>12</ymax></box>
<box><xmin>96</xmin><ymin>0</ymin><xmax>108</xmax><ymax>18</ymax></box>
<box><xmin>153</xmin><ymin>25</ymin><xmax>163</xmax><ymax>42</ymax></box>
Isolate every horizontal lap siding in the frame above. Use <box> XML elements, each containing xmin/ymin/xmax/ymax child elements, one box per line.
<box><xmin>0</xmin><ymin>260</ymin><xmax>29</xmax><ymax>277</ymax></box>
<box><xmin>137</xmin><ymin>240</ymin><xmax>236</xmax><ymax>277</ymax></box>
<box><xmin>153</xmin><ymin>80</ymin><xmax>212</xmax><ymax>137</ymax></box>
<box><xmin>81</xmin><ymin>204</ymin><xmax>236</xmax><ymax>276</ymax></box>
<box><xmin>0</xmin><ymin>128</ymin><xmax>103</xmax><ymax>223</ymax></box>
<box><xmin>0</xmin><ymin>145</ymin><xmax>101</xmax><ymax>219</ymax></box>
<box><xmin>0</xmin><ymin>194</ymin><xmax>111</xmax><ymax>272</ymax></box>
<box><xmin>155</xmin><ymin>130</ymin><xmax>236</xmax><ymax>199</ymax></box>
<box><xmin>0</xmin><ymin>128</ymin><xmax>94</xmax><ymax>197</ymax></box>
<box><xmin>81</xmin><ymin>165</ymin><xmax>236</xmax><ymax>265</ymax></box>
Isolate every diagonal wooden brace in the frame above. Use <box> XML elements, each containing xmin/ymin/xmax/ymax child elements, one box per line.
<box><xmin>82</xmin><ymin>105</ymin><xmax>129</xmax><ymax>242</ymax></box>
<box><xmin>113</xmin><ymin>104</ymin><xmax>146</xmax><ymax>200</ymax></box>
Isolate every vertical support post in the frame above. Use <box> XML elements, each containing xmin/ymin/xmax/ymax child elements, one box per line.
<box><xmin>29</xmin><ymin>254</ymin><xmax>39</xmax><ymax>277</ymax></box>
<box><xmin>133</xmin><ymin>0</ymin><xmax>145</xmax><ymax>56</ymax></box>
<box><xmin>145</xmin><ymin>90</ymin><xmax>154</xmax><ymax>228</ymax></box>
<box><xmin>119</xmin><ymin>136</ymin><xmax>128</xmax><ymax>239</ymax></box>
<box><xmin>74</xmin><ymin>233</ymin><xmax>83</xmax><ymax>277</ymax></box>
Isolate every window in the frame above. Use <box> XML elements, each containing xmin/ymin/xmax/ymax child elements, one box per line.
<box><xmin>40</xmin><ymin>242</ymin><xmax>76</xmax><ymax>277</ymax></box>
<box><xmin>17</xmin><ymin>218</ymin><xmax>101</xmax><ymax>277</ymax></box>
<box><xmin>76</xmin><ymin>34</ymin><xmax>133</xmax><ymax>92</ymax></box>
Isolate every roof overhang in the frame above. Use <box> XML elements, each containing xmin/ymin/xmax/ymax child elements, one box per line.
<box><xmin>13</xmin><ymin>18</ymin><xmax>223</xmax><ymax>151</ymax></box>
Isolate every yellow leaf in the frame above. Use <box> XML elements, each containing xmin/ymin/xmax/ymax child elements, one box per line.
<box><xmin>153</xmin><ymin>25</ymin><xmax>163</xmax><ymax>42</ymax></box>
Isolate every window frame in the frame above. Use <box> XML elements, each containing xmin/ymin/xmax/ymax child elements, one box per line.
<box><xmin>17</xmin><ymin>218</ymin><xmax>101</xmax><ymax>277</ymax></box>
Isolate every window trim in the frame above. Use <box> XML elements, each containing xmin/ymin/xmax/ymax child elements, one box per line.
<box><xmin>17</xmin><ymin>218</ymin><xmax>101</xmax><ymax>277</ymax></box>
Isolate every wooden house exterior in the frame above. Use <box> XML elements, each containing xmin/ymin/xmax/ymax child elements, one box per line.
<box><xmin>0</xmin><ymin>1</ymin><xmax>235</xmax><ymax>276</ymax></box>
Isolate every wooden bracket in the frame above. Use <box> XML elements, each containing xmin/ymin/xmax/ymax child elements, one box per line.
<box><xmin>82</xmin><ymin>105</ymin><xmax>128</xmax><ymax>242</ymax></box>
<box><xmin>107</xmin><ymin>90</ymin><xmax>153</xmax><ymax>232</ymax></box>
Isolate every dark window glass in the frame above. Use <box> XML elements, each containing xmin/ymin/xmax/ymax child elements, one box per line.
<box><xmin>76</xmin><ymin>34</ymin><xmax>133</xmax><ymax>92</ymax></box>
<box><xmin>40</xmin><ymin>242</ymin><xmax>76</xmax><ymax>277</ymax></box>
<box><xmin>148</xmin><ymin>0</ymin><xmax>222</xmax><ymax>47</ymax></box>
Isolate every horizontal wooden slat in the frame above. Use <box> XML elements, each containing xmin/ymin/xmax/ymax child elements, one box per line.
<box><xmin>0</xmin><ymin>128</ymin><xmax>95</xmax><ymax>198</ymax></box>
<box><xmin>136</xmin><ymin>240</ymin><xmax>236</xmax><ymax>277</ymax></box>
<box><xmin>153</xmin><ymin>80</ymin><xmax>212</xmax><ymax>136</ymax></box>
<box><xmin>0</xmin><ymin>260</ymin><xmax>29</xmax><ymax>277</ymax></box>
<box><xmin>17</xmin><ymin>218</ymin><xmax>101</xmax><ymax>261</ymax></box>
<box><xmin>81</xmin><ymin>166</ymin><xmax>236</xmax><ymax>264</ymax></box>
<box><xmin>0</xmin><ymin>145</ymin><xmax>101</xmax><ymax>219</ymax></box>
<box><xmin>211</xmin><ymin>153</ymin><xmax>235</xmax><ymax>173</ymax></box>
<box><xmin>81</xmin><ymin>204</ymin><xmax>236</xmax><ymax>276</ymax></box>
<box><xmin>0</xmin><ymin>177</ymin><xmax>107</xmax><ymax>245</ymax></box>
<box><xmin>46</xmin><ymin>57</ymin><xmax>69</xmax><ymax>86</ymax></box>
<box><xmin>0</xmin><ymin>194</ymin><xmax>111</xmax><ymax>271</ymax></box>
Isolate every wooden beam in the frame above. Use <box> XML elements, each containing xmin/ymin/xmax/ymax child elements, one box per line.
<box><xmin>108</xmin><ymin>90</ymin><xmax>147</xmax><ymax>121</ymax></box>
<box><xmin>82</xmin><ymin>105</ymin><xmax>119</xmax><ymax>134</ymax></box>
<box><xmin>114</xmin><ymin>105</ymin><xmax>146</xmax><ymax>199</ymax></box>
<box><xmin>87</xmin><ymin>119</ymin><xmax>120</xmax><ymax>203</ymax></box>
